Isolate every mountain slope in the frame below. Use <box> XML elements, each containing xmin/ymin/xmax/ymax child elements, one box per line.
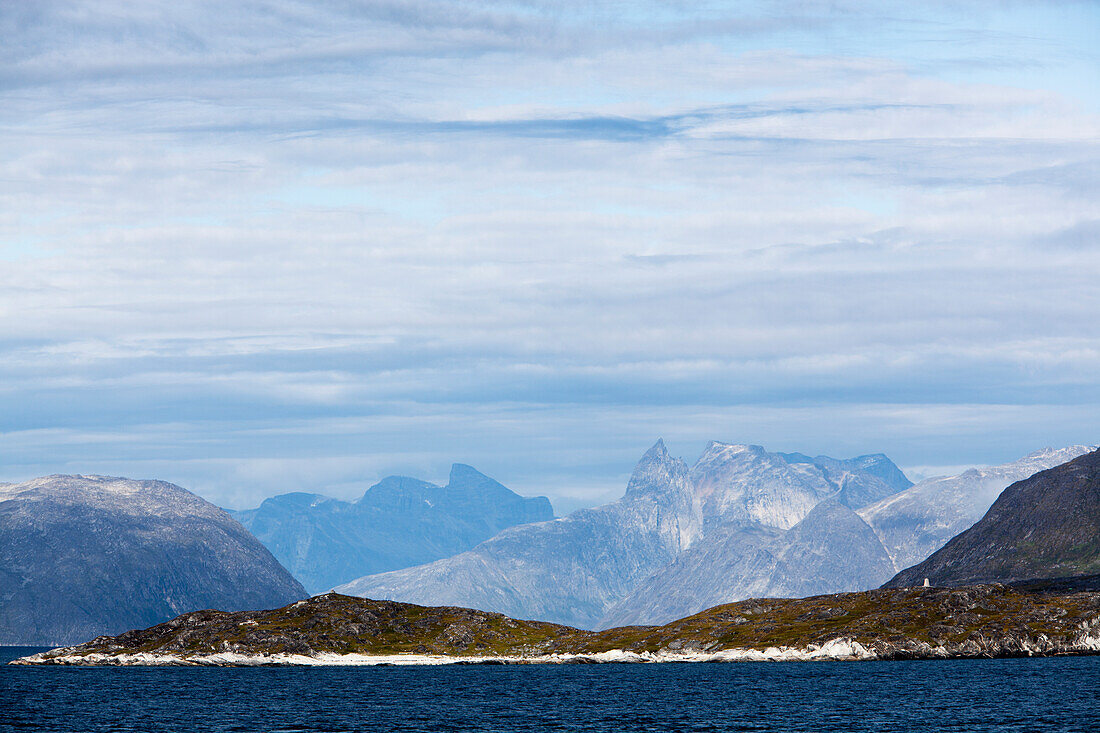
<box><xmin>600</xmin><ymin>499</ymin><xmax>895</xmax><ymax>627</ymax></box>
<box><xmin>860</xmin><ymin>446</ymin><xmax>1095</xmax><ymax>571</ymax></box>
<box><xmin>886</xmin><ymin>448</ymin><xmax>1100</xmax><ymax>588</ymax></box>
<box><xmin>0</xmin><ymin>475</ymin><xmax>306</xmax><ymax>645</ymax></box>
<box><xmin>233</xmin><ymin>465</ymin><xmax>553</xmax><ymax>593</ymax></box>
<box><xmin>337</xmin><ymin>440</ymin><xmax>701</xmax><ymax>629</ymax></box>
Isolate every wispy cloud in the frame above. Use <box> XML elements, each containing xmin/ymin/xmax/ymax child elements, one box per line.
<box><xmin>1</xmin><ymin>1</ymin><xmax>1097</xmax><ymax>507</ymax></box>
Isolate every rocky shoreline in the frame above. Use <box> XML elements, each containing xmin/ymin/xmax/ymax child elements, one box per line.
<box><xmin>13</xmin><ymin>638</ymin><xmax>881</xmax><ymax>666</ymax></box>
<box><xmin>16</xmin><ymin>636</ymin><xmax>1100</xmax><ymax>666</ymax></box>
<box><xmin>13</xmin><ymin>580</ymin><xmax>1100</xmax><ymax>666</ymax></box>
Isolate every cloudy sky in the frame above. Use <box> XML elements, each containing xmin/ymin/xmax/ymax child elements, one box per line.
<box><xmin>1</xmin><ymin>1</ymin><xmax>1097</xmax><ymax>511</ymax></box>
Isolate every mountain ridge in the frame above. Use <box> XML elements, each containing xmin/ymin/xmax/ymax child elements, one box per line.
<box><xmin>233</xmin><ymin>463</ymin><xmax>554</xmax><ymax>593</ymax></box>
<box><xmin>0</xmin><ymin>474</ymin><xmax>306</xmax><ymax>645</ymax></box>
<box><xmin>858</xmin><ymin>445</ymin><xmax>1095</xmax><ymax>572</ymax></box>
<box><xmin>886</xmin><ymin>447</ymin><xmax>1100</xmax><ymax>588</ymax></box>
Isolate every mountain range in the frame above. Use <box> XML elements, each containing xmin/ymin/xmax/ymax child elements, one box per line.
<box><xmin>339</xmin><ymin>441</ymin><xmax>1092</xmax><ymax>628</ymax></box>
<box><xmin>0</xmin><ymin>475</ymin><xmax>306</xmax><ymax>645</ymax></box>
<box><xmin>232</xmin><ymin>464</ymin><xmax>553</xmax><ymax>593</ymax></box>
<box><xmin>5</xmin><ymin>439</ymin><xmax>1092</xmax><ymax>644</ymax></box>
<box><xmin>338</xmin><ymin>441</ymin><xmax>914</xmax><ymax>627</ymax></box>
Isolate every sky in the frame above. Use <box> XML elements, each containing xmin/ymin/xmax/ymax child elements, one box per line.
<box><xmin>1</xmin><ymin>1</ymin><xmax>1098</xmax><ymax>512</ymax></box>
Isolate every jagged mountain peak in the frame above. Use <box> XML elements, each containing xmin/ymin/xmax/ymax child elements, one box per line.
<box><xmin>688</xmin><ymin>441</ymin><xmax>910</xmax><ymax>526</ymax></box>
<box><xmin>644</xmin><ymin>438</ymin><xmax>670</xmax><ymax>459</ymax></box>
<box><xmin>701</xmin><ymin>441</ymin><xmax>766</xmax><ymax>456</ymax></box>
<box><xmin>1021</xmin><ymin>445</ymin><xmax>1095</xmax><ymax>461</ymax></box>
<box><xmin>690</xmin><ymin>442</ymin><xmax>836</xmax><ymax>529</ymax></box>
<box><xmin>985</xmin><ymin>445</ymin><xmax>1097</xmax><ymax>477</ymax></box>
<box><xmin>624</xmin><ymin>439</ymin><xmax>692</xmax><ymax>500</ymax></box>
<box><xmin>447</xmin><ymin>463</ymin><xmax>509</xmax><ymax>493</ymax></box>
<box><xmin>860</xmin><ymin>444</ymin><xmax>1096</xmax><ymax>574</ymax></box>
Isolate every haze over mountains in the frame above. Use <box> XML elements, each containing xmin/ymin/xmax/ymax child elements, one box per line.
<box><xmin>858</xmin><ymin>446</ymin><xmax>1093</xmax><ymax>572</ymax></box>
<box><xmin>0</xmin><ymin>475</ymin><xmax>306</xmax><ymax>645</ymax></box>
<box><xmin>233</xmin><ymin>464</ymin><xmax>553</xmax><ymax>593</ymax></box>
<box><xmin>343</xmin><ymin>441</ymin><xmax>704</xmax><ymax>629</ymax></box>
<box><xmin>339</xmin><ymin>441</ymin><xmax>1093</xmax><ymax>628</ymax></box>
<box><xmin>601</xmin><ymin>496</ymin><xmax>898</xmax><ymax>627</ymax></box>
<box><xmin>887</xmin><ymin>447</ymin><xmax>1100</xmax><ymax>588</ymax></box>
<box><xmin>4</xmin><ymin>439</ymin><xmax>1092</xmax><ymax>645</ymax></box>
<box><xmin>339</xmin><ymin>441</ymin><xmax>915</xmax><ymax>627</ymax></box>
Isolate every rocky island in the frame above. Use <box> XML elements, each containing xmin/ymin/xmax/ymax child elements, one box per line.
<box><xmin>13</xmin><ymin>576</ymin><xmax>1100</xmax><ymax>665</ymax></box>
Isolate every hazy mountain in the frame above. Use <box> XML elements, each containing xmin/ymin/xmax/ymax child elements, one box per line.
<box><xmin>339</xmin><ymin>440</ymin><xmax>909</xmax><ymax>628</ymax></box>
<box><xmin>600</xmin><ymin>499</ymin><xmax>895</xmax><ymax>627</ymax></box>
<box><xmin>233</xmin><ymin>464</ymin><xmax>554</xmax><ymax>594</ymax></box>
<box><xmin>777</xmin><ymin>452</ymin><xmax>913</xmax><ymax>508</ymax></box>
<box><xmin>0</xmin><ymin>475</ymin><xmax>306</xmax><ymax>645</ymax></box>
<box><xmin>693</xmin><ymin>443</ymin><xmax>908</xmax><ymax>531</ymax></box>
<box><xmin>886</xmin><ymin>447</ymin><xmax>1100</xmax><ymax>588</ymax></box>
<box><xmin>859</xmin><ymin>446</ymin><xmax>1095</xmax><ymax>572</ymax></box>
<box><xmin>338</xmin><ymin>441</ymin><xmax>701</xmax><ymax>629</ymax></box>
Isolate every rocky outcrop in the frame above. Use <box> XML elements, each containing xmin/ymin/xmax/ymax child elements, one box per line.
<box><xmin>15</xmin><ymin>579</ymin><xmax>1100</xmax><ymax>665</ymax></box>
<box><xmin>0</xmin><ymin>475</ymin><xmax>306</xmax><ymax>645</ymax></box>
<box><xmin>886</xmin><ymin>448</ymin><xmax>1100</xmax><ymax>588</ymax></box>
<box><xmin>233</xmin><ymin>465</ymin><xmax>553</xmax><ymax>593</ymax></box>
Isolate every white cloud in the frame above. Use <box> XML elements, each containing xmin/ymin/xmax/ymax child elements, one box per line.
<box><xmin>0</xmin><ymin>1</ymin><xmax>1097</xmax><ymax>501</ymax></box>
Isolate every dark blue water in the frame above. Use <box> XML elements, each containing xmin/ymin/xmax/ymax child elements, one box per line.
<box><xmin>3</xmin><ymin>647</ymin><xmax>1099</xmax><ymax>732</ymax></box>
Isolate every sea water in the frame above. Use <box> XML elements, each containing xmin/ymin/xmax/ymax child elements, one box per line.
<box><xmin>2</xmin><ymin>647</ymin><xmax>1098</xmax><ymax>732</ymax></box>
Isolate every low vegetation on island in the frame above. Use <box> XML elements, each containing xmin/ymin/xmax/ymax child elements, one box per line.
<box><xmin>15</xmin><ymin>575</ymin><xmax>1100</xmax><ymax>665</ymax></box>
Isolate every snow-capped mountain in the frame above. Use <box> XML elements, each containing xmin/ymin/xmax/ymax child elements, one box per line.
<box><xmin>233</xmin><ymin>464</ymin><xmax>554</xmax><ymax>594</ymax></box>
<box><xmin>0</xmin><ymin>475</ymin><xmax>306</xmax><ymax>645</ymax></box>
<box><xmin>858</xmin><ymin>446</ymin><xmax>1096</xmax><ymax>572</ymax></box>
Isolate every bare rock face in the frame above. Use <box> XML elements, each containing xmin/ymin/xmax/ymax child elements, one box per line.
<box><xmin>691</xmin><ymin>443</ymin><xmax>907</xmax><ymax>530</ymax></box>
<box><xmin>600</xmin><ymin>498</ymin><xmax>896</xmax><ymax>627</ymax></box>
<box><xmin>886</xmin><ymin>447</ymin><xmax>1100</xmax><ymax>588</ymax></box>
<box><xmin>0</xmin><ymin>475</ymin><xmax>306</xmax><ymax>645</ymax></box>
<box><xmin>233</xmin><ymin>465</ymin><xmax>554</xmax><ymax>594</ymax></box>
